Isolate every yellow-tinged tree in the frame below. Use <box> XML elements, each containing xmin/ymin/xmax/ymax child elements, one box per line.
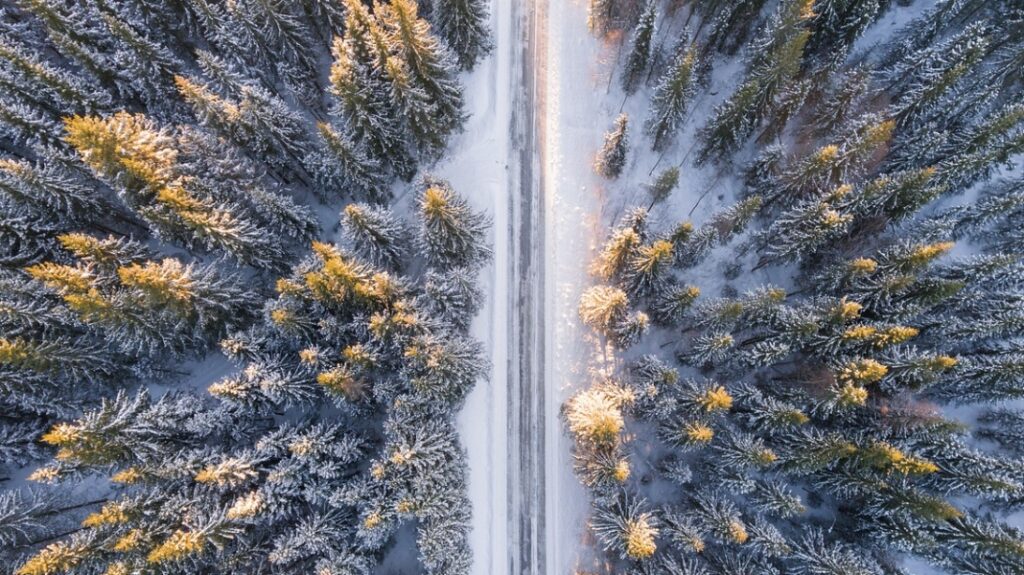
<box><xmin>117</xmin><ymin>260</ymin><xmax>194</xmax><ymax>310</ymax></box>
<box><xmin>15</xmin><ymin>539</ymin><xmax>91</xmax><ymax>575</ymax></box>
<box><xmin>64</xmin><ymin>112</ymin><xmax>177</xmax><ymax>203</ymax></box>
<box><xmin>566</xmin><ymin>387</ymin><xmax>625</xmax><ymax>447</ymax></box>
<box><xmin>147</xmin><ymin>530</ymin><xmax>204</xmax><ymax>564</ymax></box>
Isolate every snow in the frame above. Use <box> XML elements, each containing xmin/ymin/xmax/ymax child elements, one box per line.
<box><xmin>543</xmin><ymin>0</ymin><xmax>627</xmax><ymax>572</ymax></box>
<box><xmin>533</xmin><ymin>1</ymin><xmax>753</xmax><ymax>571</ymax></box>
<box><xmin>438</xmin><ymin>1</ymin><xmax>512</xmax><ymax>573</ymax></box>
<box><xmin>449</xmin><ymin>1</ymin><xmax>1021</xmax><ymax>573</ymax></box>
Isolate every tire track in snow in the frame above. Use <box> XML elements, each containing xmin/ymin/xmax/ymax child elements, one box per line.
<box><xmin>508</xmin><ymin>0</ymin><xmax>546</xmax><ymax>573</ymax></box>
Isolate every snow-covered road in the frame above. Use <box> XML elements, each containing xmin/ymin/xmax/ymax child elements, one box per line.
<box><xmin>450</xmin><ymin>1</ymin><xmax>608</xmax><ymax>573</ymax></box>
<box><xmin>541</xmin><ymin>1</ymin><xmax>608</xmax><ymax>574</ymax></box>
<box><xmin>442</xmin><ymin>1</ymin><xmax>513</xmax><ymax>573</ymax></box>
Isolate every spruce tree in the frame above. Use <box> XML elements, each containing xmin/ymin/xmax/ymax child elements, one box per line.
<box><xmin>646</xmin><ymin>41</ymin><xmax>699</xmax><ymax>152</ymax></box>
<box><xmin>329</xmin><ymin>2</ymin><xmax>414</xmax><ymax>179</ymax></box>
<box><xmin>698</xmin><ymin>0</ymin><xmax>815</xmax><ymax>163</ymax></box>
<box><xmin>647</xmin><ymin>167</ymin><xmax>680</xmax><ymax>209</ymax></box>
<box><xmin>416</xmin><ymin>177</ymin><xmax>491</xmax><ymax>270</ymax></box>
<box><xmin>887</xmin><ymin>22</ymin><xmax>989</xmax><ymax>127</ymax></box>
<box><xmin>310</xmin><ymin>122</ymin><xmax>388</xmax><ymax>201</ymax></box>
<box><xmin>591</xmin><ymin>495</ymin><xmax>659</xmax><ymax>560</ymax></box>
<box><xmin>341</xmin><ymin>202</ymin><xmax>409</xmax><ymax>270</ymax></box>
<box><xmin>596</xmin><ymin>114</ymin><xmax>629</xmax><ymax>179</ymax></box>
<box><xmin>807</xmin><ymin>0</ymin><xmax>881</xmax><ymax>62</ymax></box>
<box><xmin>432</xmin><ymin>0</ymin><xmax>492</xmax><ymax>70</ymax></box>
<box><xmin>621</xmin><ymin>1</ymin><xmax>657</xmax><ymax>94</ymax></box>
<box><xmin>380</xmin><ymin>0</ymin><xmax>466</xmax><ymax>157</ymax></box>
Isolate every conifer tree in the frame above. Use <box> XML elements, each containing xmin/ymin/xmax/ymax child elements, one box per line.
<box><xmin>706</xmin><ymin>0</ymin><xmax>772</xmax><ymax>57</ymax></box>
<box><xmin>591</xmin><ymin>494</ymin><xmax>659</xmax><ymax>560</ymax></box>
<box><xmin>647</xmin><ymin>167</ymin><xmax>679</xmax><ymax>209</ymax></box>
<box><xmin>887</xmin><ymin>22</ymin><xmax>989</xmax><ymax>127</ymax></box>
<box><xmin>380</xmin><ymin>0</ymin><xmax>466</xmax><ymax>156</ymax></box>
<box><xmin>808</xmin><ymin>67</ymin><xmax>872</xmax><ymax>138</ymax></box>
<box><xmin>329</xmin><ymin>3</ymin><xmax>414</xmax><ymax>180</ymax></box>
<box><xmin>591</xmin><ymin>211</ymin><xmax>645</xmax><ymax>280</ymax></box>
<box><xmin>596</xmin><ymin>114</ymin><xmax>629</xmax><ymax>179</ymax></box>
<box><xmin>698</xmin><ymin>0</ymin><xmax>815</xmax><ymax>163</ymax></box>
<box><xmin>0</xmin><ymin>156</ymin><xmax>106</xmax><ymax>225</ymax></box>
<box><xmin>807</xmin><ymin>0</ymin><xmax>881</xmax><ymax>62</ymax></box>
<box><xmin>621</xmin><ymin>1</ymin><xmax>656</xmax><ymax>94</ymax></box>
<box><xmin>756</xmin><ymin>185</ymin><xmax>854</xmax><ymax>268</ymax></box>
<box><xmin>623</xmin><ymin>239</ymin><xmax>674</xmax><ymax>298</ymax></box>
<box><xmin>432</xmin><ymin>0</ymin><xmax>492</xmax><ymax>70</ymax></box>
<box><xmin>650</xmin><ymin>283</ymin><xmax>700</xmax><ymax>326</ymax></box>
<box><xmin>0</xmin><ymin>36</ymin><xmax>110</xmax><ymax>114</ymax></box>
<box><xmin>416</xmin><ymin>177</ymin><xmax>491</xmax><ymax>270</ymax></box>
<box><xmin>422</xmin><ymin>267</ymin><xmax>484</xmax><ymax>331</ymax></box>
<box><xmin>341</xmin><ymin>203</ymin><xmax>409</xmax><ymax>270</ymax></box>
<box><xmin>310</xmin><ymin>122</ymin><xmax>388</xmax><ymax>201</ymax></box>
<box><xmin>64</xmin><ymin>112</ymin><xmax>292</xmax><ymax>267</ymax></box>
<box><xmin>646</xmin><ymin>41</ymin><xmax>699</xmax><ymax>152</ymax></box>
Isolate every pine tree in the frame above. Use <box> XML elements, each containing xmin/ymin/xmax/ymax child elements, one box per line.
<box><xmin>650</xmin><ymin>283</ymin><xmax>700</xmax><ymax>326</ymax></box>
<box><xmin>807</xmin><ymin>0</ymin><xmax>881</xmax><ymax>63</ymax></box>
<box><xmin>0</xmin><ymin>36</ymin><xmax>111</xmax><ymax>114</ymax></box>
<box><xmin>696</xmin><ymin>81</ymin><xmax>761</xmax><ymax>165</ymax></box>
<box><xmin>756</xmin><ymin>186</ymin><xmax>854</xmax><ymax>269</ymax></box>
<box><xmin>647</xmin><ymin>167</ymin><xmax>679</xmax><ymax>209</ymax></box>
<box><xmin>0</xmin><ymin>95</ymin><xmax>64</xmax><ymax>147</ymax></box>
<box><xmin>380</xmin><ymin>0</ymin><xmax>466</xmax><ymax>155</ymax></box>
<box><xmin>578</xmin><ymin>284</ymin><xmax>650</xmax><ymax>347</ymax></box>
<box><xmin>341</xmin><ymin>202</ymin><xmax>409</xmax><ymax>270</ymax></box>
<box><xmin>403</xmin><ymin>332</ymin><xmax>485</xmax><ymax>407</ymax></box>
<box><xmin>935</xmin><ymin>352</ymin><xmax>1024</xmax><ymax>403</ymax></box>
<box><xmin>0</xmin><ymin>335</ymin><xmax>120</xmax><ymax>385</ymax></box>
<box><xmin>310</xmin><ymin>122</ymin><xmax>388</xmax><ymax>201</ymax></box>
<box><xmin>177</xmin><ymin>74</ymin><xmax>309</xmax><ymax>169</ymax></box>
<box><xmin>887</xmin><ymin>22</ymin><xmax>989</xmax><ymax>127</ymax></box>
<box><xmin>579</xmin><ymin>285</ymin><xmax>629</xmax><ymax>337</ymax></box>
<box><xmin>697</xmin><ymin>0</ymin><xmax>815</xmax><ymax>163</ymax></box>
<box><xmin>0</xmin><ymin>156</ymin><xmax>106</xmax><ymax>225</ymax></box>
<box><xmin>596</xmin><ymin>114</ymin><xmax>629</xmax><ymax>179</ymax></box>
<box><xmin>791</xmin><ymin>530</ymin><xmax>882</xmax><ymax>575</ymax></box>
<box><xmin>646</xmin><ymin>41</ymin><xmax>699</xmax><ymax>151</ymax></box>
<box><xmin>706</xmin><ymin>0</ymin><xmax>772</xmax><ymax>57</ymax></box>
<box><xmin>99</xmin><ymin>12</ymin><xmax>183</xmax><ymax>118</ymax></box>
<box><xmin>591</xmin><ymin>494</ymin><xmax>659</xmax><ymax>560</ymax></box>
<box><xmin>64</xmin><ymin>112</ymin><xmax>292</xmax><ymax>267</ymax></box>
<box><xmin>621</xmin><ymin>1</ymin><xmax>656</xmax><ymax>94</ymax></box>
<box><xmin>852</xmin><ymin>167</ymin><xmax>944</xmax><ymax>222</ymax></box>
<box><xmin>591</xmin><ymin>213</ymin><xmax>644</xmax><ymax>280</ymax></box>
<box><xmin>422</xmin><ymin>267</ymin><xmax>484</xmax><ymax>331</ymax></box>
<box><xmin>329</xmin><ymin>5</ymin><xmax>414</xmax><ymax>180</ymax></box>
<box><xmin>416</xmin><ymin>177</ymin><xmax>491</xmax><ymax>270</ymax></box>
<box><xmin>432</xmin><ymin>0</ymin><xmax>492</xmax><ymax>70</ymax></box>
<box><xmin>808</xmin><ymin>67</ymin><xmax>872</xmax><ymax>138</ymax></box>
<box><xmin>686</xmin><ymin>331</ymin><xmax>736</xmax><ymax>368</ymax></box>
<box><xmin>623</xmin><ymin>239</ymin><xmax>674</xmax><ymax>298</ymax></box>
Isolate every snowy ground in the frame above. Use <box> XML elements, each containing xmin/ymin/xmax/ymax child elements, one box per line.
<box><xmin>453</xmin><ymin>1</ymin><xmax>1021</xmax><ymax>574</ymax></box>
<box><xmin>445</xmin><ymin>0</ymin><xmax>605</xmax><ymax>572</ymax></box>
<box><xmin>436</xmin><ymin>1</ymin><xmax>513</xmax><ymax>573</ymax></box>
<box><xmin>541</xmin><ymin>0</ymin><xmax>610</xmax><ymax>573</ymax></box>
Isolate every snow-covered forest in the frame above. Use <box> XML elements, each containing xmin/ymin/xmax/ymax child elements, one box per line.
<box><xmin>2</xmin><ymin>0</ymin><xmax>1024</xmax><ymax>574</ymax></box>
<box><xmin>0</xmin><ymin>0</ymin><xmax>494</xmax><ymax>574</ymax></box>
<box><xmin>567</xmin><ymin>1</ymin><xmax>1024</xmax><ymax>574</ymax></box>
